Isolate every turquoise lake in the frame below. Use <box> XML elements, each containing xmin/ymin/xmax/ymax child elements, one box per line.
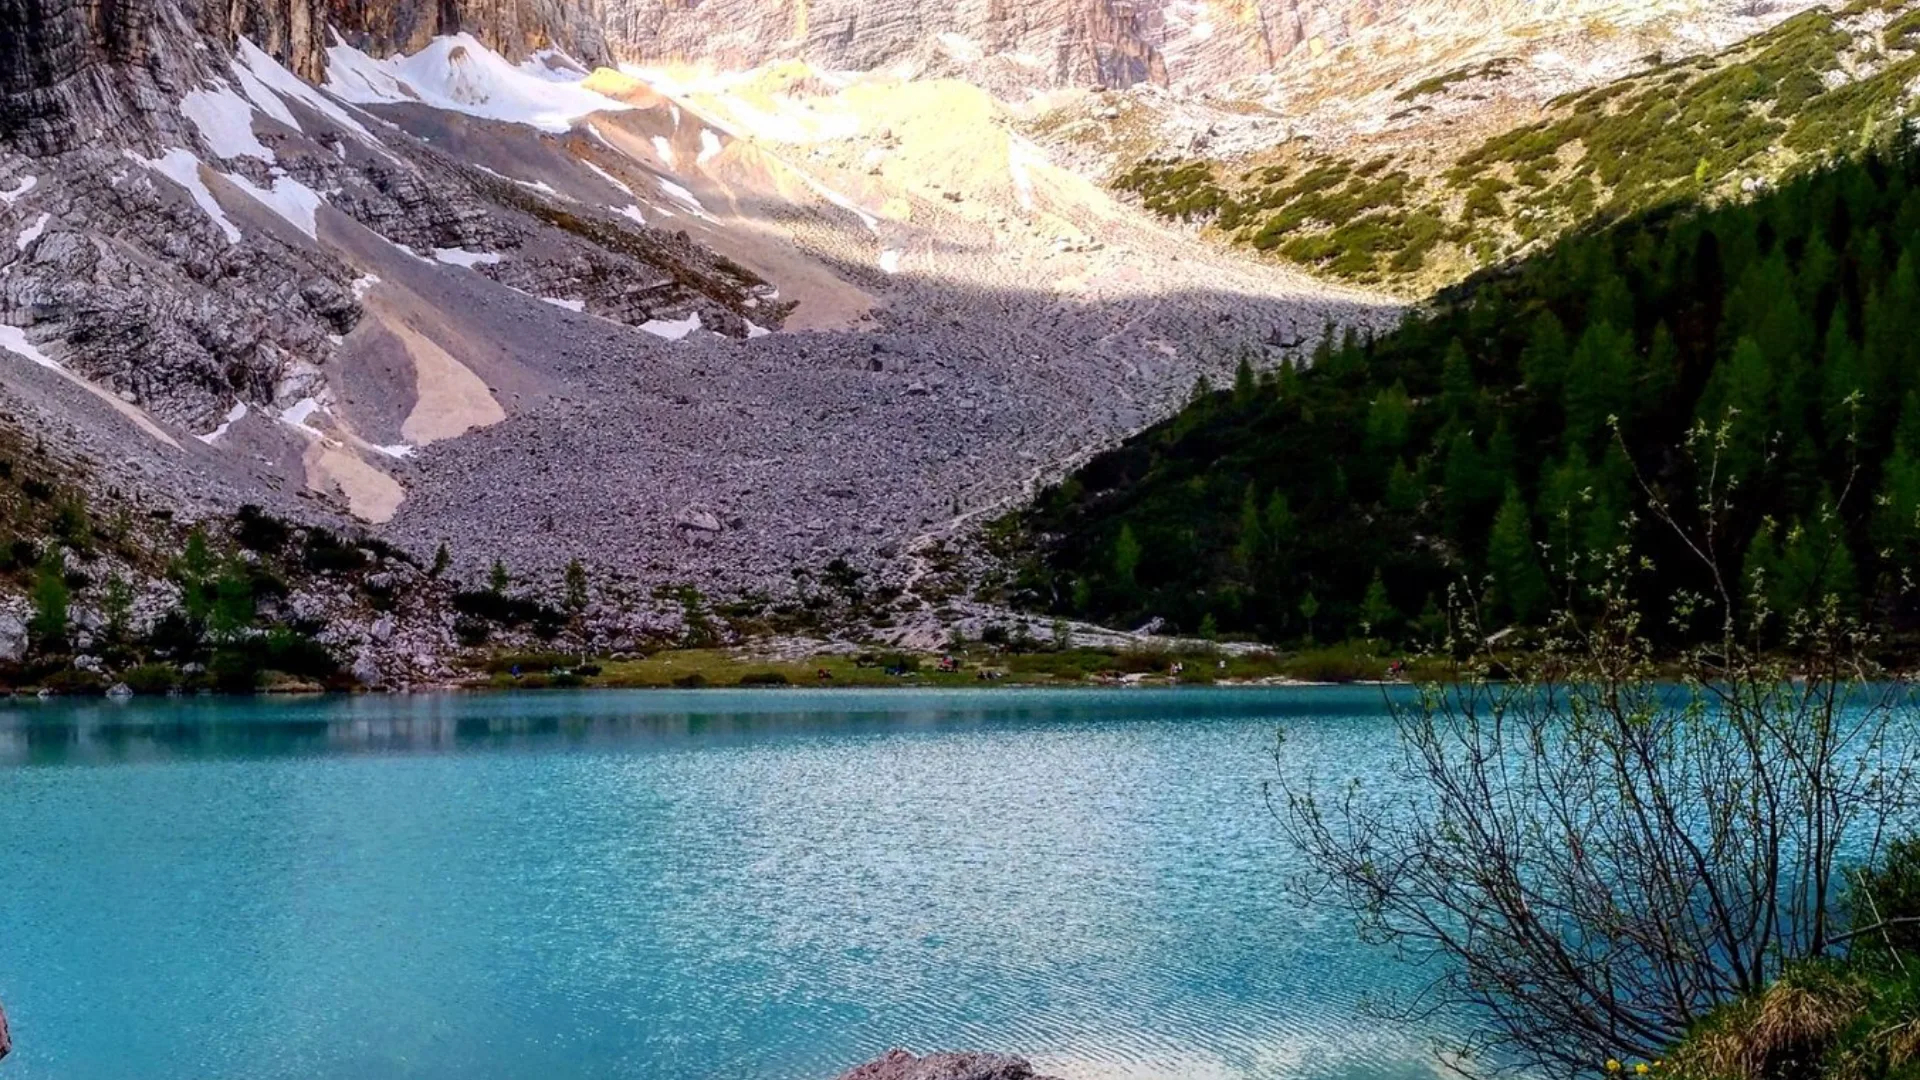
<box><xmin>0</xmin><ymin>687</ymin><xmax>1450</xmax><ymax>1080</ymax></box>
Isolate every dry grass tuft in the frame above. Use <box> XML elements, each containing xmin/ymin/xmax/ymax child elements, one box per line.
<box><xmin>1677</xmin><ymin>975</ymin><xmax>1869</xmax><ymax>1080</ymax></box>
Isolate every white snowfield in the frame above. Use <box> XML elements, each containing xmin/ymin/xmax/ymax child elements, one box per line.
<box><xmin>197</xmin><ymin>401</ymin><xmax>250</xmax><ymax>444</ymax></box>
<box><xmin>582</xmin><ymin>160</ymin><xmax>636</xmax><ymax>197</ymax></box>
<box><xmin>0</xmin><ymin>176</ymin><xmax>36</xmax><ymax>205</ymax></box>
<box><xmin>432</xmin><ymin>247</ymin><xmax>503</xmax><ymax>267</ymax></box>
<box><xmin>639</xmin><ymin>312</ymin><xmax>702</xmax><ymax>340</ymax></box>
<box><xmin>16</xmin><ymin>212</ymin><xmax>49</xmax><ymax>251</ymax></box>
<box><xmin>227</xmin><ymin>172</ymin><xmax>324</xmax><ymax>239</ymax></box>
<box><xmin>324</xmin><ymin>32</ymin><xmax>631</xmax><ymax>133</ymax></box>
<box><xmin>125</xmin><ymin>148</ymin><xmax>242</xmax><ymax>243</ymax></box>
<box><xmin>182</xmin><ymin>80</ymin><xmax>274</xmax><ymax>161</ymax></box>
<box><xmin>0</xmin><ymin>324</ymin><xmax>59</xmax><ymax>370</ymax></box>
<box><xmin>234</xmin><ymin>37</ymin><xmax>378</xmax><ymax>142</ymax></box>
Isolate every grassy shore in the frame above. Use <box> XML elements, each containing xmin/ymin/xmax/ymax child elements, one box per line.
<box><xmin>461</xmin><ymin>642</ymin><xmax>1459</xmax><ymax>691</ymax></box>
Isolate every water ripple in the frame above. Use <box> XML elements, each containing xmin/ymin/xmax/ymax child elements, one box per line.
<box><xmin>0</xmin><ymin>688</ymin><xmax>1456</xmax><ymax>1080</ymax></box>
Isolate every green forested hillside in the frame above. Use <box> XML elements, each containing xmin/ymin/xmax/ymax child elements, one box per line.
<box><xmin>1113</xmin><ymin>1</ymin><xmax>1920</xmax><ymax>291</ymax></box>
<box><xmin>1005</xmin><ymin>135</ymin><xmax>1920</xmax><ymax>648</ymax></box>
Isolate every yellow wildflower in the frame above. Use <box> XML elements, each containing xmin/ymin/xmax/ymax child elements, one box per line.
<box><xmin>1607</xmin><ymin>1060</ymin><xmax>1622</xmax><ymax>1073</ymax></box>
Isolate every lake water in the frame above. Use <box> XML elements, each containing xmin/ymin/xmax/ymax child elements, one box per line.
<box><xmin>0</xmin><ymin>688</ymin><xmax>1449</xmax><ymax>1080</ymax></box>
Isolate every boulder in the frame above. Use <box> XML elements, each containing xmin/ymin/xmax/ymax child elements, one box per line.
<box><xmin>0</xmin><ymin>614</ymin><xmax>24</xmax><ymax>663</ymax></box>
<box><xmin>676</xmin><ymin>507</ymin><xmax>725</xmax><ymax>533</ymax></box>
<box><xmin>1</xmin><ymin>997</ymin><xmax>10</xmax><ymax>1059</ymax></box>
<box><xmin>832</xmin><ymin>1049</ymin><xmax>1062</xmax><ymax>1080</ymax></box>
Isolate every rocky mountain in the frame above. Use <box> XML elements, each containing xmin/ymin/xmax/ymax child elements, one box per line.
<box><xmin>0</xmin><ymin>0</ymin><xmax>1864</xmax><ymax>684</ymax></box>
<box><xmin>0</xmin><ymin>0</ymin><xmax>1395</xmax><ymax>679</ymax></box>
<box><xmin>607</xmin><ymin>0</ymin><xmax>1817</xmax><ymax>95</ymax></box>
<box><xmin>1058</xmin><ymin>0</ymin><xmax>1904</xmax><ymax>293</ymax></box>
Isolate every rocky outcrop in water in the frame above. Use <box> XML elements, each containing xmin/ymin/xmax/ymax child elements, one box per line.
<box><xmin>834</xmin><ymin>1049</ymin><xmax>1062</xmax><ymax>1080</ymax></box>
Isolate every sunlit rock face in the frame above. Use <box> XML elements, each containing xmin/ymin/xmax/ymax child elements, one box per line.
<box><xmin>0</xmin><ymin>0</ymin><xmax>613</xmax><ymax>154</ymax></box>
<box><xmin>596</xmin><ymin>0</ymin><xmax>1809</xmax><ymax>92</ymax></box>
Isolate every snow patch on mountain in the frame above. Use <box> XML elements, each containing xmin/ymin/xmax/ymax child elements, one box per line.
<box><xmin>125</xmin><ymin>149</ymin><xmax>241</xmax><ymax>243</ymax></box>
<box><xmin>639</xmin><ymin>312</ymin><xmax>702</xmax><ymax>340</ymax></box>
<box><xmin>0</xmin><ymin>325</ymin><xmax>59</xmax><ymax>370</ymax></box>
<box><xmin>324</xmin><ymin>33</ymin><xmax>630</xmax><ymax>133</ymax></box>
<box><xmin>226</xmin><ymin>172</ymin><xmax>324</xmax><ymax>239</ymax></box>
<box><xmin>433</xmin><ymin>247</ymin><xmax>503</xmax><ymax>267</ymax></box>
<box><xmin>181</xmin><ymin>81</ymin><xmax>273</xmax><ymax>161</ymax></box>
<box><xmin>16</xmin><ymin>212</ymin><xmax>49</xmax><ymax>251</ymax></box>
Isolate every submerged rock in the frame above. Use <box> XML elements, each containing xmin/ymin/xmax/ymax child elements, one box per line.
<box><xmin>833</xmin><ymin>1049</ymin><xmax>1061</xmax><ymax>1080</ymax></box>
<box><xmin>1</xmin><ymin>998</ymin><xmax>10</xmax><ymax>1060</ymax></box>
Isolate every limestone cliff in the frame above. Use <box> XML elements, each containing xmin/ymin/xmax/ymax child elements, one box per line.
<box><xmin>598</xmin><ymin>0</ymin><xmax>1813</xmax><ymax>93</ymax></box>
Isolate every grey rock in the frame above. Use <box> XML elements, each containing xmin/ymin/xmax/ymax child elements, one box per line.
<box><xmin>832</xmin><ymin>1049</ymin><xmax>1063</xmax><ymax>1080</ymax></box>
<box><xmin>676</xmin><ymin>507</ymin><xmax>724</xmax><ymax>533</ymax></box>
<box><xmin>0</xmin><ymin>614</ymin><xmax>26</xmax><ymax>663</ymax></box>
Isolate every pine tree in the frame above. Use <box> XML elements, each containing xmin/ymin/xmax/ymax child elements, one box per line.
<box><xmin>1634</xmin><ymin>322</ymin><xmax>1679</xmax><ymax>424</ymax></box>
<box><xmin>1233</xmin><ymin>354</ymin><xmax>1257</xmax><ymax>404</ymax></box>
<box><xmin>1442</xmin><ymin>338</ymin><xmax>1476</xmax><ymax>420</ymax></box>
<box><xmin>489</xmin><ymin>558</ymin><xmax>511</xmax><ymax>595</ymax></box>
<box><xmin>1486</xmin><ymin>485</ymin><xmax>1548</xmax><ymax>625</ymax></box>
<box><xmin>1443</xmin><ymin>429</ymin><xmax>1493</xmax><ymax>545</ymax></box>
<box><xmin>28</xmin><ymin>549</ymin><xmax>69</xmax><ymax>654</ymax></box>
<box><xmin>1232</xmin><ymin>484</ymin><xmax>1265</xmax><ymax>574</ymax></box>
<box><xmin>1822</xmin><ymin>306</ymin><xmax>1864</xmax><ymax>444</ymax></box>
<box><xmin>430</xmin><ymin>542</ymin><xmax>452</xmax><ymax>578</ymax></box>
<box><xmin>1264</xmin><ymin>492</ymin><xmax>1296</xmax><ymax>557</ymax></box>
<box><xmin>1521</xmin><ymin>311</ymin><xmax>1569</xmax><ymax>397</ymax></box>
<box><xmin>102</xmin><ymin>573</ymin><xmax>133</xmax><ymax>648</ymax></box>
<box><xmin>1565</xmin><ymin>322</ymin><xmax>1632</xmax><ymax>450</ymax></box>
<box><xmin>1708</xmin><ymin>336</ymin><xmax>1776</xmax><ymax>486</ymax></box>
<box><xmin>1113</xmin><ymin>525</ymin><xmax>1141</xmax><ymax>588</ymax></box>
<box><xmin>173</xmin><ymin>528</ymin><xmax>215</xmax><ymax>622</ymax></box>
<box><xmin>1365</xmin><ymin>382</ymin><xmax>1412</xmax><ymax>453</ymax></box>
<box><xmin>209</xmin><ymin>558</ymin><xmax>256</xmax><ymax>645</ymax></box>
<box><xmin>1385</xmin><ymin>459</ymin><xmax>1422</xmax><ymax>514</ymax></box>
<box><xmin>1360</xmin><ymin>569</ymin><xmax>1398</xmax><ymax>640</ymax></box>
<box><xmin>564</xmin><ymin>558</ymin><xmax>589</xmax><ymax>613</ymax></box>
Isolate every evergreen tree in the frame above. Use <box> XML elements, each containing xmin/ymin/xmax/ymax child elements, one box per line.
<box><xmin>1113</xmin><ymin>525</ymin><xmax>1142</xmax><ymax>588</ymax></box>
<box><xmin>1385</xmin><ymin>459</ymin><xmax>1423</xmax><ymax>514</ymax></box>
<box><xmin>1565</xmin><ymin>322</ymin><xmax>1632</xmax><ymax>450</ymax></box>
<box><xmin>173</xmin><ymin>528</ymin><xmax>216</xmax><ymax>622</ymax></box>
<box><xmin>102</xmin><ymin>573</ymin><xmax>133</xmax><ymax>649</ymax></box>
<box><xmin>1233</xmin><ymin>354</ymin><xmax>1257</xmax><ymax>404</ymax></box>
<box><xmin>1264</xmin><ymin>492</ymin><xmax>1296</xmax><ymax>558</ymax></box>
<box><xmin>1486</xmin><ymin>485</ymin><xmax>1549</xmax><ymax>625</ymax></box>
<box><xmin>1442</xmin><ymin>338</ymin><xmax>1477</xmax><ymax>420</ymax></box>
<box><xmin>209</xmin><ymin>560</ymin><xmax>254</xmax><ymax>645</ymax></box>
<box><xmin>1521</xmin><ymin>311</ymin><xmax>1570</xmax><ymax>396</ymax></box>
<box><xmin>1298</xmin><ymin>591</ymin><xmax>1320</xmax><ymax>643</ymax></box>
<box><xmin>1232</xmin><ymin>484</ymin><xmax>1265</xmax><ymax>574</ymax></box>
<box><xmin>1634</xmin><ymin>323</ymin><xmax>1679</xmax><ymax>424</ymax></box>
<box><xmin>430</xmin><ymin>542</ymin><xmax>452</xmax><ymax>578</ymax></box>
<box><xmin>1360</xmin><ymin>569</ymin><xmax>1398</xmax><ymax>639</ymax></box>
<box><xmin>489</xmin><ymin>559</ymin><xmax>511</xmax><ymax>595</ymax></box>
<box><xmin>1365</xmin><ymin>382</ymin><xmax>1413</xmax><ymax>453</ymax></box>
<box><xmin>28</xmin><ymin>549</ymin><xmax>69</xmax><ymax>654</ymax></box>
<box><xmin>565</xmin><ymin>558</ymin><xmax>589</xmax><ymax>613</ymax></box>
<box><xmin>1443</xmin><ymin>430</ymin><xmax>1494</xmax><ymax>545</ymax></box>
